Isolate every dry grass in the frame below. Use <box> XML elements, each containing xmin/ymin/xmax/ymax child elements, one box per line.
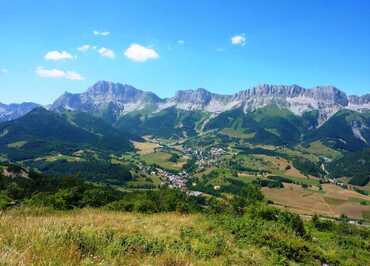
<box><xmin>263</xmin><ymin>183</ymin><xmax>370</xmax><ymax>219</ymax></box>
<box><xmin>0</xmin><ymin>208</ymin><xmax>264</xmax><ymax>266</ymax></box>
<box><xmin>323</xmin><ymin>184</ymin><xmax>370</xmax><ymax>201</ymax></box>
<box><xmin>132</xmin><ymin>141</ymin><xmax>160</xmax><ymax>155</ymax></box>
<box><xmin>257</xmin><ymin>155</ymin><xmax>309</xmax><ymax>179</ymax></box>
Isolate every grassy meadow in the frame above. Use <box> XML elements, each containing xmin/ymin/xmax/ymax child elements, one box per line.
<box><xmin>1</xmin><ymin>206</ymin><xmax>370</xmax><ymax>266</ymax></box>
<box><xmin>141</xmin><ymin>151</ymin><xmax>188</xmax><ymax>171</ymax></box>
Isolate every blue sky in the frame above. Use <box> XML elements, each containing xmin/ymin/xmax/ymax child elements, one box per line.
<box><xmin>0</xmin><ymin>0</ymin><xmax>369</xmax><ymax>104</ymax></box>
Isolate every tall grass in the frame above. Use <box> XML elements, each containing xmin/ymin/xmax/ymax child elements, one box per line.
<box><xmin>1</xmin><ymin>207</ymin><xmax>369</xmax><ymax>265</ymax></box>
<box><xmin>0</xmin><ymin>208</ymin><xmax>267</xmax><ymax>265</ymax></box>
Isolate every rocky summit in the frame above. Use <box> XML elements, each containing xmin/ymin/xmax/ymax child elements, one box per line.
<box><xmin>50</xmin><ymin>81</ymin><xmax>370</xmax><ymax>125</ymax></box>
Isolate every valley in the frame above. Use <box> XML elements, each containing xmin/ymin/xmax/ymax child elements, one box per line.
<box><xmin>2</xmin><ymin>1</ymin><xmax>370</xmax><ymax>264</ymax></box>
<box><xmin>1</xmin><ymin>81</ymin><xmax>370</xmax><ymax>222</ymax></box>
<box><xmin>1</xmin><ymin>81</ymin><xmax>370</xmax><ymax>265</ymax></box>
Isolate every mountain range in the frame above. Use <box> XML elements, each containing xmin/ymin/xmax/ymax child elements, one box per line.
<box><xmin>0</xmin><ymin>102</ymin><xmax>40</xmax><ymax>122</ymax></box>
<box><xmin>1</xmin><ymin>81</ymin><xmax>370</xmax><ymax>153</ymax></box>
<box><xmin>50</xmin><ymin>81</ymin><xmax>370</xmax><ymax>125</ymax></box>
<box><xmin>1</xmin><ymin>80</ymin><xmax>370</xmax><ymax>186</ymax></box>
<box><xmin>2</xmin><ymin>81</ymin><xmax>370</xmax><ymax>124</ymax></box>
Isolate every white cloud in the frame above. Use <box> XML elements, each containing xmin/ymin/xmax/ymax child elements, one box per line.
<box><xmin>77</xmin><ymin>44</ymin><xmax>92</xmax><ymax>52</ymax></box>
<box><xmin>64</xmin><ymin>71</ymin><xmax>84</xmax><ymax>80</ymax></box>
<box><xmin>177</xmin><ymin>40</ymin><xmax>185</xmax><ymax>45</ymax></box>
<box><xmin>0</xmin><ymin>68</ymin><xmax>8</xmax><ymax>74</ymax></box>
<box><xmin>231</xmin><ymin>34</ymin><xmax>246</xmax><ymax>46</ymax></box>
<box><xmin>35</xmin><ymin>67</ymin><xmax>84</xmax><ymax>80</ymax></box>
<box><xmin>93</xmin><ymin>30</ymin><xmax>110</xmax><ymax>36</ymax></box>
<box><xmin>44</xmin><ymin>50</ymin><xmax>73</xmax><ymax>61</ymax></box>
<box><xmin>98</xmin><ymin>47</ymin><xmax>115</xmax><ymax>59</ymax></box>
<box><xmin>124</xmin><ymin>44</ymin><xmax>159</xmax><ymax>62</ymax></box>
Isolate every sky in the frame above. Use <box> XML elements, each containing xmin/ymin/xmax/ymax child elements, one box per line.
<box><xmin>0</xmin><ymin>0</ymin><xmax>369</xmax><ymax>104</ymax></box>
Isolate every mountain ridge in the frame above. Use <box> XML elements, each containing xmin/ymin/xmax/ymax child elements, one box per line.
<box><xmin>50</xmin><ymin>81</ymin><xmax>370</xmax><ymax>126</ymax></box>
<box><xmin>0</xmin><ymin>102</ymin><xmax>40</xmax><ymax>122</ymax></box>
<box><xmin>0</xmin><ymin>107</ymin><xmax>133</xmax><ymax>161</ymax></box>
<box><xmin>2</xmin><ymin>81</ymin><xmax>369</xmax><ymax>125</ymax></box>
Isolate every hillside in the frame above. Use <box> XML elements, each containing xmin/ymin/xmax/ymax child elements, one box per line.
<box><xmin>1</xmin><ymin>82</ymin><xmax>370</xmax><ymax>220</ymax></box>
<box><xmin>204</xmin><ymin>106</ymin><xmax>312</xmax><ymax>146</ymax></box>
<box><xmin>305</xmin><ymin>109</ymin><xmax>370</xmax><ymax>151</ymax></box>
<box><xmin>0</xmin><ymin>108</ymin><xmax>133</xmax><ymax>161</ymax></box>
<box><xmin>0</xmin><ymin>163</ymin><xmax>369</xmax><ymax>265</ymax></box>
<box><xmin>116</xmin><ymin>107</ymin><xmax>208</xmax><ymax>138</ymax></box>
<box><xmin>1</xmin><ymin>203</ymin><xmax>369</xmax><ymax>265</ymax></box>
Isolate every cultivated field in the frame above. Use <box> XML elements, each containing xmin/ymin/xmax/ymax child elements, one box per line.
<box><xmin>256</xmin><ymin>154</ymin><xmax>308</xmax><ymax>179</ymax></box>
<box><xmin>263</xmin><ymin>183</ymin><xmax>370</xmax><ymax>220</ymax></box>
<box><xmin>131</xmin><ymin>141</ymin><xmax>160</xmax><ymax>155</ymax></box>
<box><xmin>141</xmin><ymin>151</ymin><xmax>188</xmax><ymax>171</ymax></box>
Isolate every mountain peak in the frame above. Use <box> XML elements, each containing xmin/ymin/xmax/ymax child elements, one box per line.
<box><xmin>51</xmin><ymin>81</ymin><xmax>162</xmax><ymax>114</ymax></box>
<box><xmin>309</xmin><ymin>85</ymin><xmax>348</xmax><ymax>106</ymax></box>
<box><xmin>48</xmin><ymin>81</ymin><xmax>370</xmax><ymax>125</ymax></box>
<box><xmin>174</xmin><ymin>88</ymin><xmax>215</xmax><ymax>105</ymax></box>
<box><xmin>0</xmin><ymin>102</ymin><xmax>40</xmax><ymax>122</ymax></box>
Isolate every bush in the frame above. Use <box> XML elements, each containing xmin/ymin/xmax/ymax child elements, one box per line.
<box><xmin>278</xmin><ymin>211</ymin><xmax>306</xmax><ymax>237</ymax></box>
<box><xmin>117</xmin><ymin>235</ymin><xmax>166</xmax><ymax>255</ymax></box>
<box><xmin>80</xmin><ymin>187</ymin><xmax>121</xmax><ymax>207</ymax></box>
<box><xmin>311</xmin><ymin>215</ymin><xmax>334</xmax><ymax>231</ymax></box>
<box><xmin>239</xmin><ymin>183</ymin><xmax>264</xmax><ymax>203</ymax></box>
<box><xmin>51</xmin><ymin>187</ymin><xmax>83</xmax><ymax>210</ymax></box>
<box><xmin>0</xmin><ymin>192</ymin><xmax>11</xmax><ymax>209</ymax></box>
<box><xmin>105</xmin><ymin>188</ymin><xmax>202</xmax><ymax>214</ymax></box>
<box><xmin>134</xmin><ymin>200</ymin><xmax>158</xmax><ymax>213</ymax></box>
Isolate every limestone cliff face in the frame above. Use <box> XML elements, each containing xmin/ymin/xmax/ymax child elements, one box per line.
<box><xmin>50</xmin><ymin>81</ymin><xmax>370</xmax><ymax>126</ymax></box>
<box><xmin>51</xmin><ymin>81</ymin><xmax>162</xmax><ymax>115</ymax></box>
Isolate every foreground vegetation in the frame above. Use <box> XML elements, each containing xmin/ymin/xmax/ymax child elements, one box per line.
<box><xmin>1</xmin><ymin>158</ymin><xmax>370</xmax><ymax>265</ymax></box>
<box><xmin>1</xmin><ymin>204</ymin><xmax>369</xmax><ymax>266</ymax></box>
<box><xmin>0</xmin><ymin>167</ymin><xmax>369</xmax><ymax>265</ymax></box>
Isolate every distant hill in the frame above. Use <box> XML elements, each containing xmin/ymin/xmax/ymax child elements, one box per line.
<box><xmin>305</xmin><ymin>109</ymin><xmax>370</xmax><ymax>151</ymax></box>
<box><xmin>0</xmin><ymin>108</ymin><xmax>133</xmax><ymax>160</ymax></box>
<box><xmin>204</xmin><ymin>106</ymin><xmax>317</xmax><ymax>146</ymax></box>
<box><xmin>116</xmin><ymin>106</ymin><xmax>207</xmax><ymax>138</ymax></box>
<box><xmin>328</xmin><ymin>148</ymin><xmax>370</xmax><ymax>186</ymax></box>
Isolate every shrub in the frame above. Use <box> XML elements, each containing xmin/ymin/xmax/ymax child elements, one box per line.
<box><xmin>51</xmin><ymin>188</ymin><xmax>83</xmax><ymax>210</ymax></box>
<box><xmin>311</xmin><ymin>215</ymin><xmax>334</xmax><ymax>231</ymax></box>
<box><xmin>134</xmin><ymin>200</ymin><xmax>158</xmax><ymax>213</ymax></box>
<box><xmin>239</xmin><ymin>183</ymin><xmax>264</xmax><ymax>203</ymax></box>
<box><xmin>0</xmin><ymin>192</ymin><xmax>11</xmax><ymax>209</ymax></box>
<box><xmin>278</xmin><ymin>211</ymin><xmax>306</xmax><ymax>237</ymax></box>
<box><xmin>117</xmin><ymin>235</ymin><xmax>166</xmax><ymax>255</ymax></box>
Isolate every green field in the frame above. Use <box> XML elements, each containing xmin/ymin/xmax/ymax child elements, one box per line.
<box><xmin>220</xmin><ymin>128</ymin><xmax>256</xmax><ymax>139</ymax></box>
<box><xmin>141</xmin><ymin>151</ymin><xmax>188</xmax><ymax>171</ymax></box>
<box><xmin>7</xmin><ymin>140</ymin><xmax>28</xmax><ymax>149</ymax></box>
<box><xmin>299</xmin><ymin>141</ymin><xmax>342</xmax><ymax>159</ymax></box>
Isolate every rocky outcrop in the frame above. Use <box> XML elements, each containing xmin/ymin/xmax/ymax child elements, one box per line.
<box><xmin>51</xmin><ymin>81</ymin><xmax>162</xmax><ymax>115</ymax></box>
<box><xmin>0</xmin><ymin>102</ymin><xmax>40</xmax><ymax>122</ymax></box>
<box><xmin>49</xmin><ymin>81</ymin><xmax>370</xmax><ymax>126</ymax></box>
